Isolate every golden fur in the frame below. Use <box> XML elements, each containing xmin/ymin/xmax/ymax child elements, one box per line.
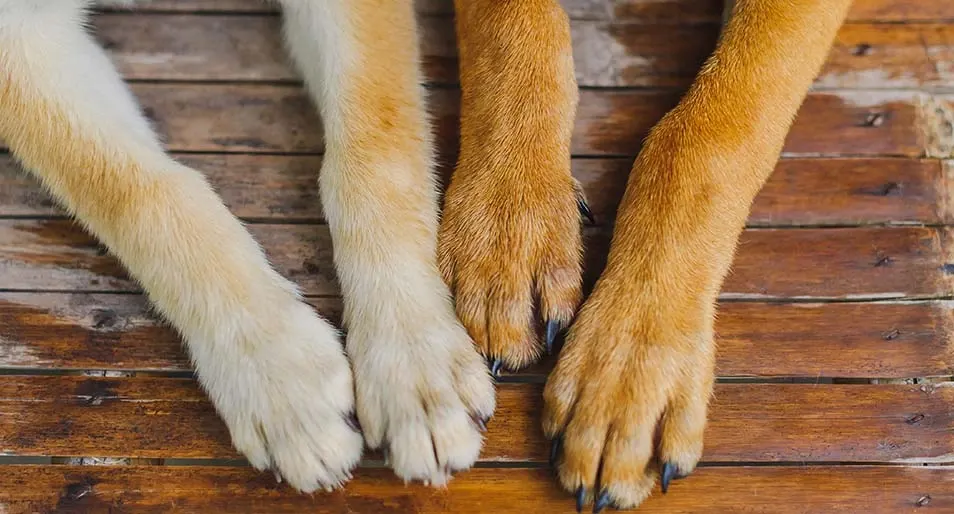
<box><xmin>439</xmin><ymin>0</ymin><xmax>855</xmax><ymax>510</ymax></box>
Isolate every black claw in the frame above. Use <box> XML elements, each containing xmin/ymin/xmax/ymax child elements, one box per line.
<box><xmin>344</xmin><ymin>411</ymin><xmax>361</xmax><ymax>433</ymax></box>
<box><xmin>593</xmin><ymin>490</ymin><xmax>612</xmax><ymax>513</ymax></box>
<box><xmin>578</xmin><ymin>198</ymin><xmax>595</xmax><ymax>225</ymax></box>
<box><xmin>544</xmin><ymin>319</ymin><xmax>561</xmax><ymax>354</ymax></box>
<box><xmin>661</xmin><ymin>461</ymin><xmax>680</xmax><ymax>494</ymax></box>
<box><xmin>575</xmin><ymin>487</ymin><xmax>587</xmax><ymax>513</ymax></box>
<box><xmin>471</xmin><ymin>413</ymin><xmax>488</xmax><ymax>432</ymax></box>
<box><xmin>549</xmin><ymin>435</ymin><xmax>563</xmax><ymax>467</ymax></box>
<box><xmin>490</xmin><ymin>359</ymin><xmax>504</xmax><ymax>377</ymax></box>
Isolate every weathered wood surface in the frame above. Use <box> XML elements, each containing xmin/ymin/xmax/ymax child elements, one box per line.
<box><xmin>3</xmin><ymin>156</ymin><xmax>951</xmax><ymax>226</ymax></box>
<box><xmin>2</xmin><ymin>465</ymin><xmax>949</xmax><ymax>513</ymax></box>
<box><xmin>2</xmin><ymin>293</ymin><xmax>952</xmax><ymax>378</ymax></box>
<box><xmin>6</xmin><ymin>87</ymin><xmax>942</xmax><ymax>157</ymax></box>
<box><xmin>94</xmin><ymin>15</ymin><xmax>954</xmax><ymax>89</ymax></box>
<box><xmin>2</xmin><ymin>84</ymin><xmax>924</xmax><ymax>157</ymax></box>
<box><xmin>2</xmin><ymin>1</ymin><xmax>950</xmax><ymax>511</ymax></box>
<box><xmin>2</xmin><ymin>220</ymin><xmax>952</xmax><ymax>299</ymax></box>
<box><xmin>2</xmin><ymin>377</ymin><xmax>951</xmax><ymax>463</ymax></box>
<box><xmin>105</xmin><ymin>0</ymin><xmax>954</xmax><ymax>23</ymax></box>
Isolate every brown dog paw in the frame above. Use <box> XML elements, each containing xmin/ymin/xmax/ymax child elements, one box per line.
<box><xmin>543</xmin><ymin>272</ymin><xmax>716</xmax><ymax>511</ymax></box>
<box><xmin>438</xmin><ymin>163</ymin><xmax>585</xmax><ymax>372</ymax></box>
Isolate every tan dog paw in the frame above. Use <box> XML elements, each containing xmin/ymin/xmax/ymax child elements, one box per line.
<box><xmin>438</xmin><ymin>169</ymin><xmax>585</xmax><ymax>373</ymax></box>
<box><xmin>543</xmin><ymin>276</ymin><xmax>716</xmax><ymax>511</ymax></box>
<box><xmin>440</xmin><ymin>0</ymin><xmax>581</xmax><ymax>374</ymax></box>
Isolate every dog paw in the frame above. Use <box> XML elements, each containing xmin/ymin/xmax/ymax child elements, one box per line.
<box><xmin>346</xmin><ymin>284</ymin><xmax>496</xmax><ymax>485</ymax></box>
<box><xmin>543</xmin><ymin>277</ymin><xmax>716</xmax><ymax>511</ymax></box>
<box><xmin>192</xmin><ymin>298</ymin><xmax>363</xmax><ymax>492</ymax></box>
<box><xmin>438</xmin><ymin>165</ymin><xmax>585</xmax><ymax>373</ymax></box>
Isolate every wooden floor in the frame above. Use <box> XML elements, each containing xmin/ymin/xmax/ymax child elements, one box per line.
<box><xmin>2</xmin><ymin>0</ymin><xmax>953</xmax><ymax>512</ymax></box>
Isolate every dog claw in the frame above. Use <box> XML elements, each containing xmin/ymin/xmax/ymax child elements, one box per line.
<box><xmin>593</xmin><ymin>490</ymin><xmax>612</xmax><ymax>513</ymax></box>
<box><xmin>549</xmin><ymin>435</ymin><xmax>563</xmax><ymax>467</ymax></box>
<box><xmin>661</xmin><ymin>461</ymin><xmax>686</xmax><ymax>494</ymax></box>
<box><xmin>471</xmin><ymin>413</ymin><xmax>488</xmax><ymax>432</ymax></box>
<box><xmin>544</xmin><ymin>319</ymin><xmax>560</xmax><ymax>354</ymax></box>
<box><xmin>490</xmin><ymin>359</ymin><xmax>504</xmax><ymax>377</ymax></box>
<box><xmin>576</xmin><ymin>487</ymin><xmax>587</xmax><ymax>512</ymax></box>
<box><xmin>577</xmin><ymin>198</ymin><xmax>595</xmax><ymax>225</ymax></box>
<box><xmin>344</xmin><ymin>411</ymin><xmax>361</xmax><ymax>432</ymax></box>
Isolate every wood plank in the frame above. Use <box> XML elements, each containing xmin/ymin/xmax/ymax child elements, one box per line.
<box><xmin>592</xmin><ymin>0</ymin><xmax>954</xmax><ymax>24</ymax></box>
<box><xmin>2</xmin><ymin>293</ymin><xmax>952</xmax><ymax>379</ymax></box>
<box><xmin>95</xmin><ymin>15</ymin><xmax>954</xmax><ymax>89</ymax></box>
<box><xmin>0</xmin><ymin>293</ymin><xmax>340</xmax><ymax>373</ymax></box>
<box><xmin>0</xmin><ymin>153</ymin><xmax>323</xmax><ymax>221</ymax></box>
<box><xmin>1</xmin><ymin>465</ymin><xmax>949</xmax><ymax>513</ymax></box>
<box><xmin>2</xmin><ymin>221</ymin><xmax>949</xmax><ymax>299</ymax></box>
<box><xmin>7</xmin><ymin>86</ymin><xmax>934</xmax><ymax>158</ymax></box>
<box><xmin>721</xmin><ymin>226</ymin><xmax>954</xmax><ymax>300</ymax></box>
<box><xmin>107</xmin><ymin>0</ymin><xmax>954</xmax><ymax>23</ymax></box>
<box><xmin>819</xmin><ymin>24</ymin><xmax>954</xmax><ymax>90</ymax></box>
<box><xmin>109</xmin><ymin>85</ymin><xmax>933</xmax><ymax>157</ymax></box>
<box><xmin>1</xmin><ymin>377</ymin><xmax>951</xmax><ymax>463</ymax></box>
<box><xmin>578</xmin><ymin>0</ymin><xmax>954</xmax><ymax>23</ymax></box>
<box><xmin>747</xmin><ymin>158</ymin><xmax>950</xmax><ymax>226</ymax></box>
<box><xmin>3</xmin><ymin>156</ymin><xmax>947</xmax><ymax>226</ymax></box>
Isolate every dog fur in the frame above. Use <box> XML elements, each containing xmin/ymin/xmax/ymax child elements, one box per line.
<box><xmin>0</xmin><ymin>0</ymin><xmax>852</xmax><ymax>509</ymax></box>
<box><xmin>0</xmin><ymin>0</ymin><xmax>493</xmax><ymax>491</ymax></box>
<box><xmin>440</xmin><ymin>0</ymin><xmax>852</xmax><ymax>510</ymax></box>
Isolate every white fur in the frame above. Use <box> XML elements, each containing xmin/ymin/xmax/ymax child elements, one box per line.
<box><xmin>0</xmin><ymin>0</ymin><xmax>362</xmax><ymax>491</ymax></box>
<box><xmin>1</xmin><ymin>0</ymin><xmax>495</xmax><ymax>489</ymax></box>
<box><xmin>279</xmin><ymin>0</ymin><xmax>495</xmax><ymax>484</ymax></box>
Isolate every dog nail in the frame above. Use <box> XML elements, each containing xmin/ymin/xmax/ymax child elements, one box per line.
<box><xmin>575</xmin><ymin>487</ymin><xmax>587</xmax><ymax>512</ymax></box>
<box><xmin>490</xmin><ymin>358</ymin><xmax>503</xmax><ymax>377</ymax></box>
<box><xmin>593</xmin><ymin>489</ymin><xmax>612</xmax><ymax>513</ymax></box>
<box><xmin>545</xmin><ymin>319</ymin><xmax>561</xmax><ymax>354</ymax></box>
<box><xmin>578</xmin><ymin>198</ymin><xmax>595</xmax><ymax>225</ymax></box>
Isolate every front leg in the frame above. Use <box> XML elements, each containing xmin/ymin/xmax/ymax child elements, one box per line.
<box><xmin>439</xmin><ymin>0</ymin><xmax>583</xmax><ymax>372</ymax></box>
<box><xmin>278</xmin><ymin>0</ymin><xmax>495</xmax><ymax>484</ymax></box>
<box><xmin>544</xmin><ymin>0</ymin><xmax>854</xmax><ymax>510</ymax></box>
<box><xmin>0</xmin><ymin>1</ymin><xmax>362</xmax><ymax>491</ymax></box>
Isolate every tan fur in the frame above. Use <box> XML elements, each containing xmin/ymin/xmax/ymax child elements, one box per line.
<box><xmin>438</xmin><ymin>0</ymin><xmax>855</xmax><ymax>509</ymax></box>
<box><xmin>440</xmin><ymin>0</ymin><xmax>583</xmax><ymax>370</ymax></box>
<box><xmin>282</xmin><ymin>0</ymin><xmax>495</xmax><ymax>484</ymax></box>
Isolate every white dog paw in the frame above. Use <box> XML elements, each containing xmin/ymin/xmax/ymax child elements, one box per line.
<box><xmin>192</xmin><ymin>300</ymin><xmax>364</xmax><ymax>492</ymax></box>
<box><xmin>347</xmin><ymin>299</ymin><xmax>496</xmax><ymax>485</ymax></box>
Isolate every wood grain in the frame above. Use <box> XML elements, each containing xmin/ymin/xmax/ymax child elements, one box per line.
<box><xmin>2</xmin><ymin>220</ymin><xmax>951</xmax><ymax>299</ymax></box>
<box><xmin>105</xmin><ymin>0</ymin><xmax>954</xmax><ymax>23</ymax></box>
<box><xmin>7</xmin><ymin>85</ymin><xmax>933</xmax><ymax>158</ymax></box>
<box><xmin>38</xmin><ymin>84</ymin><xmax>924</xmax><ymax>157</ymax></box>
<box><xmin>4</xmin><ymin>156</ymin><xmax>949</xmax><ymax>225</ymax></box>
<box><xmin>2</xmin><ymin>293</ymin><xmax>951</xmax><ymax>378</ymax></box>
<box><xmin>94</xmin><ymin>15</ymin><xmax>954</xmax><ymax>89</ymax></box>
<box><xmin>2</xmin><ymin>2</ymin><xmax>950</xmax><ymax>511</ymax></box>
<box><xmin>1</xmin><ymin>465</ymin><xmax>949</xmax><ymax>513</ymax></box>
<box><xmin>3</xmin><ymin>156</ymin><xmax>947</xmax><ymax>226</ymax></box>
<box><xmin>1</xmin><ymin>377</ymin><xmax>951</xmax><ymax>463</ymax></box>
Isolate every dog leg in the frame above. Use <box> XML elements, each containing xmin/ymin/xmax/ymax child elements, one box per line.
<box><xmin>543</xmin><ymin>0</ymin><xmax>853</xmax><ymax>509</ymax></box>
<box><xmin>439</xmin><ymin>0</ymin><xmax>583</xmax><ymax>373</ymax></box>
<box><xmin>277</xmin><ymin>0</ymin><xmax>495</xmax><ymax>484</ymax></box>
<box><xmin>0</xmin><ymin>0</ymin><xmax>362</xmax><ymax>491</ymax></box>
